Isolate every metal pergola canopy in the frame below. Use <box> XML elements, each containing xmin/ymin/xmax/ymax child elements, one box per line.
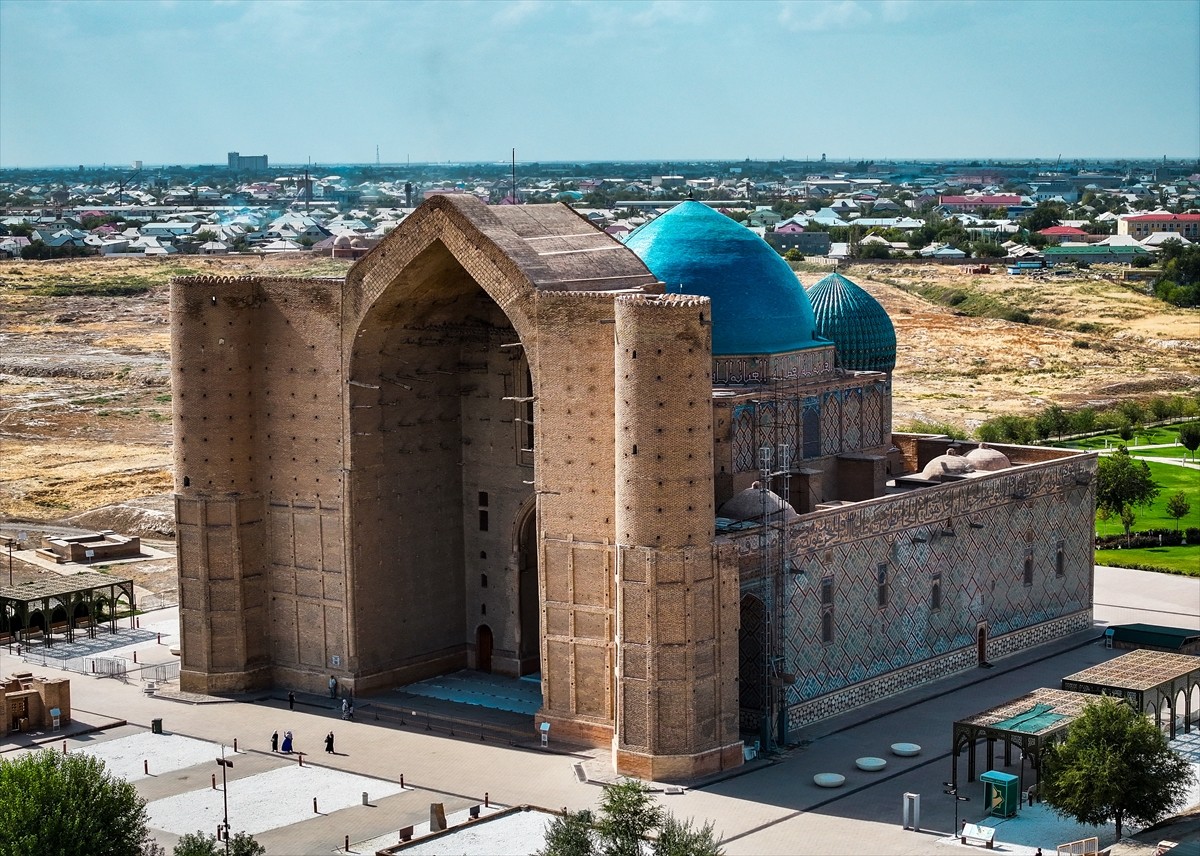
<box><xmin>1061</xmin><ymin>648</ymin><xmax>1200</xmax><ymax>739</ymax></box>
<box><xmin>0</xmin><ymin>571</ymin><xmax>136</xmax><ymax>645</ymax></box>
<box><xmin>952</xmin><ymin>688</ymin><xmax>1098</xmax><ymax>793</ymax></box>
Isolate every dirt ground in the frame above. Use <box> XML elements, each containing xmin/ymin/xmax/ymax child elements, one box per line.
<box><xmin>1</xmin><ymin>255</ymin><xmax>1197</xmax><ymax>531</ymax></box>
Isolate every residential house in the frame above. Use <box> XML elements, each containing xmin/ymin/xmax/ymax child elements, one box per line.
<box><xmin>1117</xmin><ymin>212</ymin><xmax>1200</xmax><ymax>240</ymax></box>
<box><xmin>918</xmin><ymin>243</ymin><xmax>968</xmax><ymax>259</ymax></box>
<box><xmin>938</xmin><ymin>194</ymin><xmax>1025</xmax><ymax>215</ymax></box>
<box><xmin>1037</xmin><ymin>225</ymin><xmax>1090</xmax><ymax>244</ymax></box>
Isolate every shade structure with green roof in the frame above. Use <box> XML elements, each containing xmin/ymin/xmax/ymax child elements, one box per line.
<box><xmin>806</xmin><ymin>272</ymin><xmax>897</xmax><ymax>373</ymax></box>
<box><xmin>624</xmin><ymin>201</ymin><xmax>824</xmax><ymax>357</ymax></box>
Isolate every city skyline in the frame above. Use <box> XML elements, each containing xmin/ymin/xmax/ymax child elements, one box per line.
<box><xmin>1</xmin><ymin>0</ymin><xmax>1198</xmax><ymax>168</ymax></box>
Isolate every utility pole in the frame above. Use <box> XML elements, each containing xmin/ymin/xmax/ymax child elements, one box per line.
<box><xmin>216</xmin><ymin>749</ymin><xmax>234</xmax><ymax>855</ymax></box>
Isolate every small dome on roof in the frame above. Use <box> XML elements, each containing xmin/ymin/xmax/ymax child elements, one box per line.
<box><xmin>350</xmin><ymin>237</ymin><xmax>367</xmax><ymax>248</ymax></box>
<box><xmin>624</xmin><ymin>201</ymin><xmax>822</xmax><ymax>357</ymax></box>
<box><xmin>921</xmin><ymin>452</ymin><xmax>975</xmax><ymax>480</ymax></box>
<box><xmin>806</xmin><ymin>272</ymin><xmax>896</xmax><ymax>373</ymax></box>
<box><xmin>965</xmin><ymin>444</ymin><xmax>1011</xmax><ymax>471</ymax></box>
<box><xmin>333</xmin><ymin>234</ymin><xmax>353</xmax><ymax>247</ymax></box>
<box><xmin>717</xmin><ymin>482</ymin><xmax>801</xmax><ymax>523</ymax></box>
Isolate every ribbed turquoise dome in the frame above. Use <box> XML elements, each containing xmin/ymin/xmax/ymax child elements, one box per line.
<box><xmin>624</xmin><ymin>201</ymin><xmax>821</xmax><ymax>356</ymax></box>
<box><xmin>806</xmin><ymin>272</ymin><xmax>896</xmax><ymax>373</ymax></box>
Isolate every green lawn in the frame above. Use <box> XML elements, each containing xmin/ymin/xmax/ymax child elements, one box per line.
<box><xmin>1126</xmin><ymin>446</ymin><xmax>1200</xmax><ymax>463</ymax></box>
<box><xmin>1063</xmin><ymin>422</ymin><xmax>1200</xmax><ymax>451</ymax></box>
<box><xmin>1094</xmin><ymin>459</ymin><xmax>1200</xmax><ymax>536</ymax></box>
<box><xmin>1095</xmin><ymin>544</ymin><xmax>1200</xmax><ymax>576</ymax></box>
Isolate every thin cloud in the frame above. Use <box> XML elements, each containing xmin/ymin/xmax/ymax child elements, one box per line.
<box><xmin>493</xmin><ymin>0</ymin><xmax>544</xmax><ymax>27</ymax></box>
<box><xmin>778</xmin><ymin>0</ymin><xmax>871</xmax><ymax>32</ymax></box>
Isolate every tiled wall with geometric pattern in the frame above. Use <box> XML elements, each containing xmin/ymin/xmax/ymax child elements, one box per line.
<box><xmin>734</xmin><ymin>452</ymin><xmax>1097</xmax><ymax>732</ymax></box>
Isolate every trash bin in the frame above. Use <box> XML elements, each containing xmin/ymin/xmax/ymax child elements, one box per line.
<box><xmin>151</xmin><ymin>718</ymin><xmax>163</xmax><ymax>734</ymax></box>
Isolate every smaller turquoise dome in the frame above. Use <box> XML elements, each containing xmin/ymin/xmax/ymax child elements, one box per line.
<box><xmin>624</xmin><ymin>201</ymin><xmax>821</xmax><ymax>356</ymax></box>
<box><xmin>806</xmin><ymin>272</ymin><xmax>896</xmax><ymax>373</ymax></box>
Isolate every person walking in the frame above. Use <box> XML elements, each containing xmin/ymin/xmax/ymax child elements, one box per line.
<box><xmin>270</xmin><ymin>730</ymin><xmax>279</xmax><ymax>753</ymax></box>
<box><xmin>325</xmin><ymin>731</ymin><xmax>335</xmax><ymax>754</ymax></box>
<box><xmin>281</xmin><ymin>730</ymin><xmax>293</xmax><ymax>754</ymax></box>
<box><xmin>347</xmin><ymin>700</ymin><xmax>355</xmax><ymax>721</ymax></box>
<box><xmin>341</xmin><ymin>697</ymin><xmax>349</xmax><ymax>720</ymax></box>
<box><xmin>328</xmin><ymin>675</ymin><xmax>337</xmax><ymax>698</ymax></box>
<box><xmin>288</xmin><ymin>691</ymin><xmax>295</xmax><ymax>711</ymax></box>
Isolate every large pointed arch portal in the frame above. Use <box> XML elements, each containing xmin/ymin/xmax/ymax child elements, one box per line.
<box><xmin>341</xmin><ymin>196</ymin><xmax>658</xmax><ymax>691</ymax></box>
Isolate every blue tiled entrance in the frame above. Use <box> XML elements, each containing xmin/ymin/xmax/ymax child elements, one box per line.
<box><xmin>401</xmin><ymin>670</ymin><xmax>542</xmax><ymax>716</ymax></box>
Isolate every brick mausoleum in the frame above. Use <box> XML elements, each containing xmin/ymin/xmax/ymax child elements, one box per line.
<box><xmin>171</xmin><ymin>196</ymin><xmax>1096</xmax><ymax>782</ymax></box>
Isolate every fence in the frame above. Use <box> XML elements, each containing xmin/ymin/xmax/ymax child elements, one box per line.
<box><xmin>14</xmin><ymin>648</ymin><xmax>129</xmax><ymax>679</ymax></box>
<box><xmin>11</xmin><ymin>651</ymin><xmax>178</xmax><ymax>684</ymax></box>
<box><xmin>138</xmin><ymin>594</ymin><xmax>178</xmax><ymax>612</ymax></box>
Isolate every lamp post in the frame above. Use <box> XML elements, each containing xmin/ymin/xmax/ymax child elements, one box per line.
<box><xmin>943</xmin><ymin>782</ymin><xmax>971</xmax><ymax>833</ymax></box>
<box><xmin>216</xmin><ymin>750</ymin><xmax>234</xmax><ymax>855</ymax></box>
<box><xmin>4</xmin><ymin>538</ymin><xmax>13</xmax><ymax>587</ymax></box>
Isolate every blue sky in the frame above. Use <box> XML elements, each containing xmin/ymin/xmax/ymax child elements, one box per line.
<box><xmin>1</xmin><ymin>0</ymin><xmax>1197</xmax><ymax>167</ymax></box>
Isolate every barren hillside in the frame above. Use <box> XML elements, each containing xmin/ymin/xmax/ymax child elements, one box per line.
<box><xmin>1</xmin><ymin>255</ymin><xmax>1196</xmax><ymax>525</ymax></box>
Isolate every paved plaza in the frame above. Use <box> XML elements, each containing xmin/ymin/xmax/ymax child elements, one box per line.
<box><xmin>1</xmin><ymin>565</ymin><xmax>1196</xmax><ymax>854</ymax></box>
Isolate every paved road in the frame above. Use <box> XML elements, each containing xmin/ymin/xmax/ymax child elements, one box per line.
<box><xmin>1</xmin><ymin>565</ymin><xmax>1195</xmax><ymax>855</ymax></box>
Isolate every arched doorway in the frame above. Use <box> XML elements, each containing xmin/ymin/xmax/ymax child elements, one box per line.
<box><xmin>347</xmin><ymin>237</ymin><xmax>535</xmax><ymax>687</ymax></box>
<box><xmin>475</xmin><ymin>624</ymin><xmax>493</xmax><ymax>673</ymax></box>
<box><xmin>739</xmin><ymin>594</ymin><xmax>767</xmax><ymax>715</ymax></box>
<box><xmin>517</xmin><ymin>502</ymin><xmax>540</xmax><ymax>675</ymax></box>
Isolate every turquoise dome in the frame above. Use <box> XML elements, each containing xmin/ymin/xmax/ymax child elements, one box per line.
<box><xmin>806</xmin><ymin>272</ymin><xmax>896</xmax><ymax>373</ymax></box>
<box><xmin>624</xmin><ymin>201</ymin><xmax>821</xmax><ymax>356</ymax></box>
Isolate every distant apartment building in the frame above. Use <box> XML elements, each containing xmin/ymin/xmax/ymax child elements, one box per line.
<box><xmin>227</xmin><ymin>151</ymin><xmax>269</xmax><ymax>173</ymax></box>
<box><xmin>938</xmin><ymin>194</ymin><xmax>1024</xmax><ymax>214</ymax></box>
<box><xmin>1117</xmin><ymin>213</ymin><xmax>1200</xmax><ymax>239</ymax></box>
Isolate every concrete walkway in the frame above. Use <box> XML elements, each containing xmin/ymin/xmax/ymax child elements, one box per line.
<box><xmin>1</xmin><ymin>566</ymin><xmax>1196</xmax><ymax>855</ymax></box>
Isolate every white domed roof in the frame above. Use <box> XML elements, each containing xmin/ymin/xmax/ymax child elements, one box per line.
<box><xmin>965</xmin><ymin>444</ymin><xmax>1011</xmax><ymax>471</ymax></box>
<box><xmin>717</xmin><ymin>482</ymin><xmax>800</xmax><ymax>523</ymax></box>
<box><xmin>921</xmin><ymin>452</ymin><xmax>975</xmax><ymax>480</ymax></box>
<box><xmin>333</xmin><ymin>234</ymin><xmax>353</xmax><ymax>247</ymax></box>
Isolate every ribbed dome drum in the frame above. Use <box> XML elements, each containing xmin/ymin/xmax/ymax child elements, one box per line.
<box><xmin>624</xmin><ymin>201</ymin><xmax>821</xmax><ymax>356</ymax></box>
<box><xmin>806</xmin><ymin>272</ymin><xmax>897</xmax><ymax>373</ymax></box>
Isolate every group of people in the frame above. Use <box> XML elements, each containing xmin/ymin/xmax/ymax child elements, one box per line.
<box><xmin>271</xmin><ymin>728</ymin><xmax>338</xmax><ymax>754</ymax></box>
<box><xmin>270</xmin><ymin>680</ymin><xmax>354</xmax><ymax>757</ymax></box>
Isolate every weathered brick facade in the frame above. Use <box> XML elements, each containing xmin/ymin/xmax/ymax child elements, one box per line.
<box><xmin>172</xmin><ymin>195</ymin><xmax>1095</xmax><ymax>782</ymax></box>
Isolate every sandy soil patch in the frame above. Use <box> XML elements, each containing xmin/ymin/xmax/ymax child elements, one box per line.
<box><xmin>2</xmin><ymin>255</ymin><xmax>1196</xmax><ymax>526</ymax></box>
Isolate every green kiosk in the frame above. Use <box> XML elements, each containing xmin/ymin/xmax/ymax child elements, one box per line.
<box><xmin>979</xmin><ymin>770</ymin><xmax>1020</xmax><ymax>818</ymax></box>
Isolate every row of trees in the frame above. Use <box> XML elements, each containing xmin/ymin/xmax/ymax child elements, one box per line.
<box><xmin>976</xmin><ymin>398</ymin><xmax>1200</xmax><ymax>446</ymax></box>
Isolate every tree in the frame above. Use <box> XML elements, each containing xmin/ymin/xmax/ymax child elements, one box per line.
<box><xmin>971</xmin><ymin>240</ymin><xmax>1005</xmax><ymax>259</ymax></box>
<box><xmin>1022</xmin><ymin>200</ymin><xmax>1067</xmax><ymax>232</ymax></box>
<box><xmin>173</xmin><ymin>831</ymin><xmax>265</xmax><ymax>856</ymax></box>
<box><xmin>855</xmin><ymin>241</ymin><xmax>891</xmax><ymax>260</ymax></box>
<box><xmin>538</xmin><ymin>780</ymin><xmax>724</xmax><ymax>856</ymax></box>
<box><xmin>1165</xmin><ymin>491</ymin><xmax>1192</xmax><ymax>530</ymax></box>
<box><xmin>1179</xmin><ymin>423</ymin><xmax>1200</xmax><ymax>462</ymax></box>
<box><xmin>1096</xmin><ymin>445</ymin><xmax>1160</xmax><ymax>543</ymax></box>
<box><xmin>654</xmin><ymin>816</ymin><xmax>723</xmax><ymax>856</ymax></box>
<box><xmin>539</xmin><ymin>810</ymin><xmax>595</xmax><ymax>856</ymax></box>
<box><xmin>0</xmin><ymin>749</ymin><xmax>153</xmax><ymax>856</ymax></box>
<box><xmin>596</xmin><ymin>779</ymin><xmax>664</xmax><ymax>856</ymax></box>
<box><xmin>1041</xmin><ymin>697</ymin><xmax>1195</xmax><ymax>839</ymax></box>
<box><xmin>783</xmin><ymin>248</ymin><xmax>804</xmax><ymax>262</ymax></box>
